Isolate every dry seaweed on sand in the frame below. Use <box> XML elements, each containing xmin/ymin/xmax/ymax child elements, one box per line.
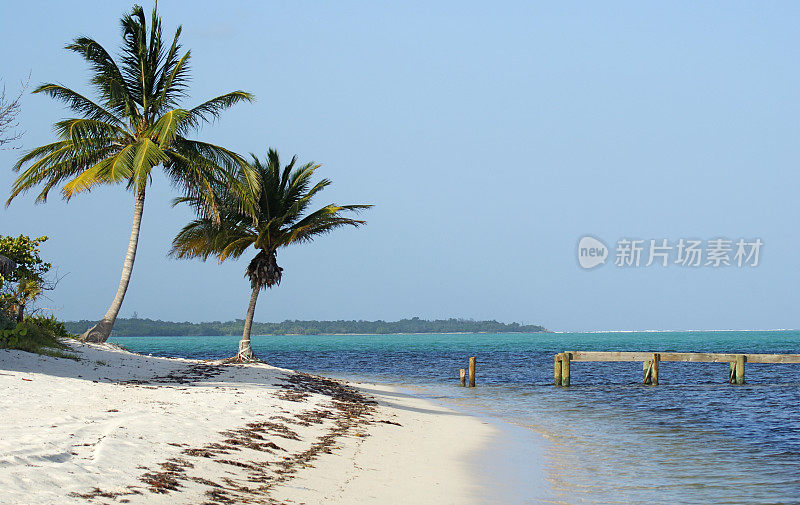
<box><xmin>73</xmin><ymin>369</ymin><xmax>378</xmax><ymax>504</ymax></box>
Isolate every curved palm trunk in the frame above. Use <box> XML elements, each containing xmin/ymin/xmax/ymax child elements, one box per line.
<box><xmin>80</xmin><ymin>187</ymin><xmax>146</xmax><ymax>343</ymax></box>
<box><xmin>236</xmin><ymin>286</ymin><xmax>260</xmax><ymax>361</ymax></box>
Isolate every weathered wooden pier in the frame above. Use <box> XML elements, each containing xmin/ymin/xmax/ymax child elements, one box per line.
<box><xmin>554</xmin><ymin>351</ymin><xmax>800</xmax><ymax>386</ymax></box>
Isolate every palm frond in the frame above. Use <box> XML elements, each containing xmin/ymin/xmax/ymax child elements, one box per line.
<box><xmin>128</xmin><ymin>138</ymin><xmax>169</xmax><ymax>192</ymax></box>
<box><xmin>8</xmin><ymin>139</ymin><xmax>118</xmax><ymax>204</ymax></box>
<box><xmin>119</xmin><ymin>5</ymin><xmax>149</xmax><ymax>109</ymax></box>
<box><xmin>33</xmin><ymin>84</ymin><xmax>125</xmax><ymax>126</ymax></box>
<box><xmin>170</xmin><ymin>219</ymin><xmax>220</xmax><ymax>260</ymax></box>
<box><xmin>181</xmin><ymin>91</ymin><xmax>255</xmax><ymax>131</ymax></box>
<box><xmin>148</xmin><ymin>108</ymin><xmax>189</xmax><ymax>146</ymax></box>
<box><xmin>54</xmin><ymin>118</ymin><xmax>129</xmax><ymax>143</ymax></box>
<box><xmin>154</xmin><ymin>47</ymin><xmax>190</xmax><ymax>113</ymax></box>
<box><xmin>61</xmin><ymin>143</ymin><xmax>137</xmax><ymax>198</ymax></box>
<box><xmin>65</xmin><ymin>37</ymin><xmax>137</xmax><ymax>121</ymax></box>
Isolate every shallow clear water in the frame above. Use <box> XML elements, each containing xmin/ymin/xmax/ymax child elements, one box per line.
<box><xmin>111</xmin><ymin>331</ymin><xmax>800</xmax><ymax>504</ymax></box>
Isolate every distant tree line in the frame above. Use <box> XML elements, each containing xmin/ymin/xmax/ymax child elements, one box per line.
<box><xmin>65</xmin><ymin>317</ymin><xmax>548</xmax><ymax>337</ymax></box>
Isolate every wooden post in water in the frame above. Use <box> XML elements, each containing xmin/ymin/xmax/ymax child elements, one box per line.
<box><xmin>729</xmin><ymin>362</ymin><xmax>736</xmax><ymax>383</ymax></box>
<box><xmin>735</xmin><ymin>354</ymin><xmax>746</xmax><ymax>385</ymax></box>
<box><xmin>561</xmin><ymin>352</ymin><xmax>571</xmax><ymax>387</ymax></box>
<box><xmin>554</xmin><ymin>354</ymin><xmax>562</xmax><ymax>386</ymax></box>
<box><xmin>643</xmin><ymin>359</ymin><xmax>653</xmax><ymax>384</ymax></box>
<box><xmin>468</xmin><ymin>357</ymin><xmax>476</xmax><ymax>387</ymax></box>
<box><xmin>652</xmin><ymin>353</ymin><xmax>660</xmax><ymax>385</ymax></box>
<box><xmin>460</xmin><ymin>368</ymin><xmax>466</xmax><ymax>386</ymax></box>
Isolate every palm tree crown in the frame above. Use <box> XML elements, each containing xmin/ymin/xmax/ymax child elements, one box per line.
<box><xmin>8</xmin><ymin>3</ymin><xmax>255</xmax><ymax>214</ymax></box>
<box><xmin>171</xmin><ymin>148</ymin><xmax>371</xmax><ymax>290</ymax></box>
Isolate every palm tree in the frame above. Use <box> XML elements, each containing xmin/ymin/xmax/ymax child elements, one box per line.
<box><xmin>7</xmin><ymin>4</ymin><xmax>255</xmax><ymax>342</ymax></box>
<box><xmin>171</xmin><ymin>149</ymin><xmax>371</xmax><ymax>361</ymax></box>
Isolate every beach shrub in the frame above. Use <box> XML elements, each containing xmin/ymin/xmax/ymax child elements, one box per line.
<box><xmin>0</xmin><ymin>235</ymin><xmax>52</xmax><ymax>322</ymax></box>
<box><xmin>0</xmin><ymin>322</ymin><xmax>27</xmax><ymax>346</ymax></box>
<box><xmin>0</xmin><ymin>316</ymin><xmax>77</xmax><ymax>359</ymax></box>
<box><xmin>27</xmin><ymin>314</ymin><xmax>74</xmax><ymax>339</ymax></box>
<box><xmin>0</xmin><ymin>310</ymin><xmax>13</xmax><ymax>331</ymax></box>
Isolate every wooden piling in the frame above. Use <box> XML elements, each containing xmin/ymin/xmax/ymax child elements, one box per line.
<box><xmin>460</xmin><ymin>368</ymin><xmax>466</xmax><ymax>387</ymax></box>
<box><xmin>729</xmin><ymin>362</ymin><xmax>736</xmax><ymax>383</ymax></box>
<box><xmin>554</xmin><ymin>354</ymin><xmax>562</xmax><ymax>386</ymax></box>
<box><xmin>468</xmin><ymin>357</ymin><xmax>476</xmax><ymax>387</ymax></box>
<box><xmin>561</xmin><ymin>352</ymin><xmax>571</xmax><ymax>387</ymax></box>
<box><xmin>643</xmin><ymin>360</ymin><xmax>652</xmax><ymax>384</ymax></box>
<box><xmin>735</xmin><ymin>354</ymin><xmax>745</xmax><ymax>385</ymax></box>
<box><xmin>651</xmin><ymin>353</ymin><xmax>659</xmax><ymax>385</ymax></box>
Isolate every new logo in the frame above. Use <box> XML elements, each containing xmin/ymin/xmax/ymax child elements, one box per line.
<box><xmin>578</xmin><ymin>236</ymin><xmax>608</xmax><ymax>269</ymax></box>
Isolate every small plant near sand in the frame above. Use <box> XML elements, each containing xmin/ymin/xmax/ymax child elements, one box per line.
<box><xmin>28</xmin><ymin>314</ymin><xmax>74</xmax><ymax>339</ymax></box>
<box><xmin>0</xmin><ymin>322</ymin><xmax>27</xmax><ymax>347</ymax></box>
<box><xmin>7</xmin><ymin>3</ymin><xmax>255</xmax><ymax>344</ymax></box>
<box><xmin>0</xmin><ymin>316</ymin><xmax>77</xmax><ymax>359</ymax></box>
<box><xmin>171</xmin><ymin>149</ymin><xmax>370</xmax><ymax>361</ymax></box>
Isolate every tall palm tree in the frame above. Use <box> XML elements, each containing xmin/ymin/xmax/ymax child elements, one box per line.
<box><xmin>7</xmin><ymin>4</ymin><xmax>255</xmax><ymax>342</ymax></box>
<box><xmin>171</xmin><ymin>149</ymin><xmax>371</xmax><ymax>361</ymax></box>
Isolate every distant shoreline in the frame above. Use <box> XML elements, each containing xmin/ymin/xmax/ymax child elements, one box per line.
<box><xmin>112</xmin><ymin>331</ymin><xmax>553</xmax><ymax>337</ymax></box>
<box><xmin>65</xmin><ymin>317</ymin><xmax>549</xmax><ymax>338</ymax></box>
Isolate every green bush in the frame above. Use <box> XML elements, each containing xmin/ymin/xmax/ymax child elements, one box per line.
<box><xmin>0</xmin><ymin>315</ymin><xmax>77</xmax><ymax>359</ymax></box>
<box><xmin>0</xmin><ymin>310</ymin><xmax>13</xmax><ymax>331</ymax></box>
<box><xmin>27</xmin><ymin>314</ymin><xmax>74</xmax><ymax>339</ymax></box>
<box><xmin>0</xmin><ymin>322</ymin><xmax>27</xmax><ymax>346</ymax></box>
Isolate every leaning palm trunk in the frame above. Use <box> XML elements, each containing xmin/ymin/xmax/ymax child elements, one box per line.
<box><xmin>236</xmin><ymin>286</ymin><xmax>260</xmax><ymax>361</ymax></box>
<box><xmin>80</xmin><ymin>187</ymin><xmax>146</xmax><ymax>343</ymax></box>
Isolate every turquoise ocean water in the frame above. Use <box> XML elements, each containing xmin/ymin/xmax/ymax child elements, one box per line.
<box><xmin>111</xmin><ymin>331</ymin><xmax>800</xmax><ymax>504</ymax></box>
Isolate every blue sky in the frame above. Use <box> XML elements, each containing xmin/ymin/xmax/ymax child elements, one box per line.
<box><xmin>1</xmin><ymin>1</ymin><xmax>798</xmax><ymax>331</ymax></box>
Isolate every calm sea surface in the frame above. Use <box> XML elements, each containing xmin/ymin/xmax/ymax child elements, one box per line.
<box><xmin>111</xmin><ymin>331</ymin><xmax>800</xmax><ymax>504</ymax></box>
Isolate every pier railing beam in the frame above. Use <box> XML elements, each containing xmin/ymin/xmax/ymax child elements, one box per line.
<box><xmin>561</xmin><ymin>352</ymin><xmax>571</xmax><ymax>387</ymax></box>
<box><xmin>468</xmin><ymin>357</ymin><xmax>476</xmax><ymax>387</ymax></box>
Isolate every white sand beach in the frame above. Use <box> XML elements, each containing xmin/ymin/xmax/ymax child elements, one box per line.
<box><xmin>0</xmin><ymin>341</ymin><xmax>496</xmax><ymax>505</ymax></box>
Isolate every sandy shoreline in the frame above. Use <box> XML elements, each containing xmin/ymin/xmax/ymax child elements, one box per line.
<box><xmin>0</xmin><ymin>341</ymin><xmax>496</xmax><ymax>504</ymax></box>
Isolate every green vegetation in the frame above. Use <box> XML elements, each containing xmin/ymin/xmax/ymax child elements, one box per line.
<box><xmin>30</xmin><ymin>314</ymin><xmax>73</xmax><ymax>340</ymax></box>
<box><xmin>8</xmin><ymin>3</ymin><xmax>255</xmax><ymax>343</ymax></box>
<box><xmin>170</xmin><ymin>149</ymin><xmax>371</xmax><ymax>360</ymax></box>
<box><xmin>64</xmin><ymin>317</ymin><xmax>547</xmax><ymax>337</ymax></box>
<box><xmin>0</xmin><ymin>313</ymin><xmax>77</xmax><ymax>359</ymax></box>
<box><xmin>0</xmin><ymin>235</ymin><xmax>77</xmax><ymax>358</ymax></box>
<box><xmin>0</xmin><ymin>235</ymin><xmax>52</xmax><ymax>322</ymax></box>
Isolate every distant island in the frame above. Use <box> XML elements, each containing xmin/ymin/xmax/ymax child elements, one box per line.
<box><xmin>65</xmin><ymin>317</ymin><xmax>548</xmax><ymax>337</ymax></box>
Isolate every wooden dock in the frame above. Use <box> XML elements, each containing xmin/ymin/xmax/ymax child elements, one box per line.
<box><xmin>554</xmin><ymin>351</ymin><xmax>800</xmax><ymax>386</ymax></box>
